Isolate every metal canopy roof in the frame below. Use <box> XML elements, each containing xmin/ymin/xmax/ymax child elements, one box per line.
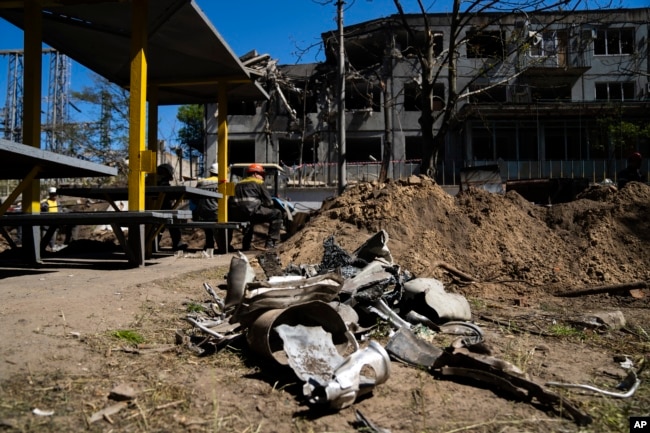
<box><xmin>0</xmin><ymin>138</ymin><xmax>118</xmax><ymax>180</ymax></box>
<box><xmin>0</xmin><ymin>0</ymin><xmax>268</xmax><ymax>105</ymax></box>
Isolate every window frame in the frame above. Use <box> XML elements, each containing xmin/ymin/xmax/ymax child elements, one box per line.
<box><xmin>594</xmin><ymin>82</ymin><xmax>636</xmax><ymax>101</ymax></box>
<box><xmin>593</xmin><ymin>28</ymin><xmax>635</xmax><ymax>56</ymax></box>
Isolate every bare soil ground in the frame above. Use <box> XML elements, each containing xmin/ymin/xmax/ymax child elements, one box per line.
<box><xmin>0</xmin><ymin>178</ymin><xmax>649</xmax><ymax>433</ymax></box>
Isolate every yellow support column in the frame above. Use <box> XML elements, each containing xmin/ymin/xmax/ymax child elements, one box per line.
<box><xmin>217</xmin><ymin>82</ymin><xmax>229</xmax><ymax>222</ymax></box>
<box><xmin>23</xmin><ymin>0</ymin><xmax>42</xmax><ymax>214</ymax></box>
<box><xmin>127</xmin><ymin>0</ymin><xmax>149</xmax><ymax>266</ymax></box>
<box><xmin>128</xmin><ymin>0</ymin><xmax>148</xmax><ymax>212</ymax></box>
<box><xmin>22</xmin><ymin>0</ymin><xmax>43</xmax><ymax>263</ymax></box>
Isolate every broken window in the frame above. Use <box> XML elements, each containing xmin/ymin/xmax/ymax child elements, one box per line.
<box><xmin>595</xmin><ymin>82</ymin><xmax>635</xmax><ymax>101</ymax></box>
<box><xmin>472</xmin><ymin>122</ymin><xmax>541</xmax><ymax>161</ymax></box>
<box><xmin>594</xmin><ymin>28</ymin><xmax>634</xmax><ymax>55</ymax></box>
<box><xmin>405</xmin><ymin>136</ymin><xmax>422</xmax><ymax>160</ymax></box>
<box><xmin>279</xmin><ymin>138</ymin><xmax>317</xmax><ymax>166</ymax></box>
<box><xmin>287</xmin><ymin>87</ymin><xmax>318</xmax><ymax>117</ymax></box>
<box><xmin>397</xmin><ymin>31</ymin><xmax>444</xmax><ymax>58</ymax></box>
<box><xmin>472</xmin><ymin>126</ymin><xmax>494</xmax><ymax>160</ymax></box>
<box><xmin>228</xmin><ymin>100</ymin><xmax>257</xmax><ymax>116</ymax></box>
<box><xmin>346</xmin><ymin>80</ymin><xmax>381</xmax><ymax>112</ymax></box>
<box><xmin>469</xmin><ymin>84</ymin><xmax>507</xmax><ymax>103</ymax></box>
<box><xmin>228</xmin><ymin>140</ymin><xmax>256</xmax><ymax>163</ymax></box>
<box><xmin>346</xmin><ymin>137</ymin><xmax>382</xmax><ymax>163</ymax></box>
<box><xmin>531</xmin><ymin>83</ymin><xmax>572</xmax><ymax>101</ymax></box>
<box><xmin>518</xmin><ymin>124</ymin><xmax>539</xmax><ymax>160</ymax></box>
<box><xmin>403</xmin><ymin>82</ymin><xmax>445</xmax><ymax>111</ymax></box>
<box><xmin>466</xmin><ymin>29</ymin><xmax>505</xmax><ymax>59</ymax></box>
<box><xmin>529</xmin><ymin>31</ymin><xmax>559</xmax><ymax>57</ymax></box>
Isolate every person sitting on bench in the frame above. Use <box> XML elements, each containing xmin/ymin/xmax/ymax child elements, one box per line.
<box><xmin>156</xmin><ymin>163</ymin><xmax>188</xmax><ymax>251</ymax></box>
<box><xmin>194</xmin><ymin>163</ymin><xmax>221</xmax><ymax>256</ymax></box>
<box><xmin>232</xmin><ymin>163</ymin><xmax>283</xmax><ymax>250</ymax></box>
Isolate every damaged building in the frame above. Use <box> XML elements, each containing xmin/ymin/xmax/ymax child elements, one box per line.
<box><xmin>204</xmin><ymin>7</ymin><xmax>650</xmax><ymax>190</ymax></box>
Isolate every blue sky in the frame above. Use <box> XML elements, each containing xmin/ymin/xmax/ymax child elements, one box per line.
<box><xmin>0</xmin><ymin>0</ymin><xmax>646</xmax><ymax>147</ymax></box>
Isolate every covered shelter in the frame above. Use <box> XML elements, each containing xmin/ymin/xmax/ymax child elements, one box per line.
<box><xmin>0</xmin><ymin>0</ymin><xmax>268</xmax><ymax>223</ymax></box>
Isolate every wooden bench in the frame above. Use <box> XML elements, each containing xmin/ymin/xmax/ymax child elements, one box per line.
<box><xmin>0</xmin><ymin>210</ymin><xmax>192</xmax><ymax>267</ymax></box>
<box><xmin>165</xmin><ymin>220</ymin><xmax>250</xmax><ymax>253</ymax></box>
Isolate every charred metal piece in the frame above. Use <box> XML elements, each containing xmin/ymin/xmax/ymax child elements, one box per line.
<box><xmin>386</xmin><ymin>328</ymin><xmax>444</xmax><ymax>368</ymax></box>
<box><xmin>434</xmin><ymin>348</ymin><xmax>592</xmax><ymax>426</ymax></box>
<box><xmin>353</xmin><ymin>409</ymin><xmax>392</xmax><ymax>433</ymax></box>
<box><xmin>351</xmin><ymin>229</ymin><xmax>393</xmax><ymax>264</ymax></box>
<box><xmin>320</xmin><ymin>235</ymin><xmax>353</xmax><ymax>273</ymax></box>
<box><xmin>439</xmin><ymin>321</ymin><xmax>485</xmax><ymax>346</ymax></box>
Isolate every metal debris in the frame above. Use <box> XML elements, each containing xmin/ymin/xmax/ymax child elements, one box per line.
<box><xmin>180</xmin><ymin>230</ymin><xmax>595</xmax><ymax>424</ymax></box>
<box><xmin>353</xmin><ymin>409</ymin><xmax>392</xmax><ymax>433</ymax></box>
<box><xmin>546</xmin><ymin>371</ymin><xmax>641</xmax><ymax>398</ymax></box>
<box><xmin>224</xmin><ymin>251</ymin><xmax>255</xmax><ymax>310</ymax></box>
<box><xmin>302</xmin><ymin>339</ymin><xmax>391</xmax><ymax>409</ymax></box>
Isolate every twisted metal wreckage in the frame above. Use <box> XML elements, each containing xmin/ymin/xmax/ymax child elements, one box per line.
<box><xmin>179</xmin><ymin>230</ymin><xmax>644</xmax><ymax>428</ymax></box>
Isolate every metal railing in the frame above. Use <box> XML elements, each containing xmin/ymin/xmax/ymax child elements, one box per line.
<box><xmin>281</xmin><ymin>158</ymin><xmax>648</xmax><ymax>188</ymax></box>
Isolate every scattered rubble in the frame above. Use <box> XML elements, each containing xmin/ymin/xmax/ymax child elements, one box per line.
<box><xmin>181</xmin><ymin>229</ymin><xmax>605</xmax><ymax>425</ymax></box>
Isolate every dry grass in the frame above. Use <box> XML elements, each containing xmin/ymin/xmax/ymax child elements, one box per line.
<box><xmin>1</xmin><ymin>265</ymin><xmax>649</xmax><ymax>433</ymax></box>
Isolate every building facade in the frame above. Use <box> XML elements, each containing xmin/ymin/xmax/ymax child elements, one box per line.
<box><xmin>215</xmin><ymin>8</ymin><xmax>650</xmax><ymax>186</ymax></box>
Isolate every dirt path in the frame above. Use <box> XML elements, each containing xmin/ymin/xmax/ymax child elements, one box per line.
<box><xmin>0</xmin><ymin>252</ymin><xmax>233</xmax><ymax>381</ymax></box>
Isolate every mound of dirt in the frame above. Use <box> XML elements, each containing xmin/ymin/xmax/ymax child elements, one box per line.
<box><xmin>279</xmin><ymin>177</ymin><xmax>650</xmax><ymax>299</ymax></box>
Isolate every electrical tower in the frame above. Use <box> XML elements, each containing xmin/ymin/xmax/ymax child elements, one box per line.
<box><xmin>1</xmin><ymin>49</ymin><xmax>24</xmax><ymax>143</ymax></box>
<box><xmin>0</xmin><ymin>48</ymin><xmax>71</xmax><ymax>151</ymax></box>
<box><xmin>46</xmin><ymin>50</ymin><xmax>71</xmax><ymax>153</ymax></box>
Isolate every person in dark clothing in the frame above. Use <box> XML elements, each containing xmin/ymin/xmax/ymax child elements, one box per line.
<box><xmin>617</xmin><ymin>152</ymin><xmax>644</xmax><ymax>189</ymax></box>
<box><xmin>232</xmin><ymin>163</ymin><xmax>283</xmax><ymax>250</ymax></box>
<box><xmin>156</xmin><ymin>163</ymin><xmax>187</xmax><ymax>251</ymax></box>
<box><xmin>194</xmin><ymin>163</ymin><xmax>221</xmax><ymax>256</ymax></box>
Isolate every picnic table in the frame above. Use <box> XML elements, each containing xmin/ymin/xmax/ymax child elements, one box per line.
<box><xmin>56</xmin><ymin>185</ymin><xmax>222</xmax><ymax>212</ymax></box>
<box><xmin>1</xmin><ymin>210</ymin><xmax>192</xmax><ymax>266</ymax></box>
<box><xmin>0</xmin><ymin>139</ymin><xmax>122</xmax><ymax>265</ymax></box>
<box><xmin>56</xmin><ymin>185</ymin><xmax>225</xmax><ymax>256</ymax></box>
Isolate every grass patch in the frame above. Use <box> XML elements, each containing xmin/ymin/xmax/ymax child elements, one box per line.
<box><xmin>186</xmin><ymin>302</ymin><xmax>205</xmax><ymax>313</ymax></box>
<box><xmin>547</xmin><ymin>323</ymin><xmax>584</xmax><ymax>338</ymax></box>
<box><xmin>111</xmin><ymin>329</ymin><xmax>145</xmax><ymax>345</ymax></box>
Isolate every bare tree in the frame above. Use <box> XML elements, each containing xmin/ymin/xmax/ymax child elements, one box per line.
<box><xmin>391</xmin><ymin>0</ymin><xmax>594</xmax><ymax>179</ymax></box>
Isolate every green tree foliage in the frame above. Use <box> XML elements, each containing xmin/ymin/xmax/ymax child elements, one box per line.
<box><xmin>176</xmin><ymin>104</ymin><xmax>205</xmax><ymax>156</ymax></box>
<box><xmin>596</xmin><ymin>105</ymin><xmax>650</xmax><ymax>158</ymax></box>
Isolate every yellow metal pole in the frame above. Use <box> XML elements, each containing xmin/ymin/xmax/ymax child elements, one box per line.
<box><xmin>147</xmin><ymin>85</ymin><xmax>159</xmax><ymax>173</ymax></box>
<box><xmin>128</xmin><ymin>0</ymin><xmax>148</xmax><ymax>211</ymax></box>
<box><xmin>23</xmin><ymin>0</ymin><xmax>42</xmax><ymax>214</ymax></box>
<box><xmin>217</xmin><ymin>82</ymin><xmax>229</xmax><ymax>222</ymax></box>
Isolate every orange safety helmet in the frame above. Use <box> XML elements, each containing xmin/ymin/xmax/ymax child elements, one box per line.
<box><xmin>246</xmin><ymin>163</ymin><xmax>265</xmax><ymax>176</ymax></box>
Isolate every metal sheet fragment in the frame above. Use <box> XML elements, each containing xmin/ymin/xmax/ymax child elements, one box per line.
<box><xmin>275</xmin><ymin>324</ymin><xmax>345</xmax><ymax>384</ymax></box>
<box><xmin>386</xmin><ymin>328</ymin><xmax>443</xmax><ymax>368</ymax></box>
<box><xmin>246</xmin><ymin>301</ymin><xmax>350</xmax><ymax>365</ymax></box>
<box><xmin>404</xmin><ymin>278</ymin><xmax>471</xmax><ymax>321</ymax></box>
<box><xmin>225</xmin><ymin>252</ymin><xmax>255</xmax><ymax>309</ymax></box>
<box><xmin>305</xmin><ymin>340</ymin><xmax>391</xmax><ymax>409</ymax></box>
<box><xmin>351</xmin><ymin>229</ymin><xmax>393</xmax><ymax>264</ymax></box>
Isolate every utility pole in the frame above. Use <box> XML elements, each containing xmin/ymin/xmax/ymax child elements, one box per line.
<box><xmin>337</xmin><ymin>0</ymin><xmax>346</xmax><ymax>194</ymax></box>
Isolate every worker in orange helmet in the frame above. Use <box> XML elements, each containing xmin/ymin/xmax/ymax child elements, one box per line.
<box><xmin>232</xmin><ymin>163</ymin><xmax>283</xmax><ymax>250</ymax></box>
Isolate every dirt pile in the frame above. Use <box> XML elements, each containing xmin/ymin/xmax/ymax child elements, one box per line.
<box><xmin>279</xmin><ymin>178</ymin><xmax>650</xmax><ymax>298</ymax></box>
